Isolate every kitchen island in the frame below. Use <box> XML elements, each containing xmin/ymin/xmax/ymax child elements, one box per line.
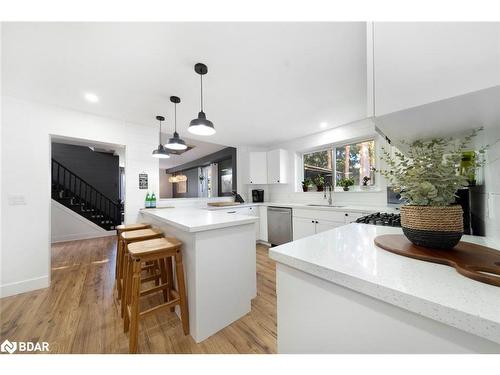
<box><xmin>140</xmin><ymin>207</ymin><xmax>258</xmax><ymax>343</ymax></box>
<box><xmin>269</xmin><ymin>223</ymin><xmax>500</xmax><ymax>353</ymax></box>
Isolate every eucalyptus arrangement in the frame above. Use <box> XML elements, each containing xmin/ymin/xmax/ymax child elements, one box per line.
<box><xmin>379</xmin><ymin>127</ymin><xmax>487</xmax><ymax>249</ymax></box>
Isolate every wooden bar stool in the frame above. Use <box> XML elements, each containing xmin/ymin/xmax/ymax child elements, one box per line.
<box><xmin>120</xmin><ymin>228</ymin><xmax>163</xmax><ymax>317</ymax></box>
<box><xmin>125</xmin><ymin>237</ymin><xmax>189</xmax><ymax>354</ymax></box>
<box><xmin>115</xmin><ymin>223</ymin><xmax>151</xmax><ymax>296</ymax></box>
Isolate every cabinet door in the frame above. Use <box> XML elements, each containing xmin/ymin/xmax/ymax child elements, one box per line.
<box><xmin>247</xmin><ymin>206</ymin><xmax>260</xmax><ymax>240</ymax></box>
<box><xmin>258</xmin><ymin>206</ymin><xmax>268</xmax><ymax>242</ymax></box>
<box><xmin>267</xmin><ymin>149</ymin><xmax>288</xmax><ymax>184</ymax></box>
<box><xmin>315</xmin><ymin>219</ymin><xmax>343</xmax><ymax>234</ymax></box>
<box><xmin>248</xmin><ymin>152</ymin><xmax>267</xmax><ymax>184</ymax></box>
<box><xmin>344</xmin><ymin>211</ymin><xmax>365</xmax><ymax>224</ymax></box>
<box><xmin>293</xmin><ymin>217</ymin><xmax>317</xmax><ymax>241</ymax></box>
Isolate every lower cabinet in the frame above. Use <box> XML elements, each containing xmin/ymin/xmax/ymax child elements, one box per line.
<box><xmin>292</xmin><ymin>209</ymin><xmax>371</xmax><ymax>241</ymax></box>
<box><xmin>293</xmin><ymin>216</ymin><xmax>344</xmax><ymax>240</ymax></box>
<box><xmin>225</xmin><ymin>205</ymin><xmax>262</xmax><ymax>242</ymax></box>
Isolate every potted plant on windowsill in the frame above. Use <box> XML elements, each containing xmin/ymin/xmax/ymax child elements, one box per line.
<box><xmin>313</xmin><ymin>175</ymin><xmax>325</xmax><ymax>192</ymax></box>
<box><xmin>361</xmin><ymin>176</ymin><xmax>371</xmax><ymax>190</ymax></box>
<box><xmin>302</xmin><ymin>177</ymin><xmax>313</xmax><ymax>192</ymax></box>
<box><xmin>338</xmin><ymin>177</ymin><xmax>354</xmax><ymax>191</ymax></box>
<box><xmin>379</xmin><ymin>128</ymin><xmax>487</xmax><ymax>249</ymax></box>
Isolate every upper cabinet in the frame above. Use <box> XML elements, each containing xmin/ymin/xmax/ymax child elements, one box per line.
<box><xmin>248</xmin><ymin>151</ymin><xmax>268</xmax><ymax>184</ymax></box>
<box><xmin>247</xmin><ymin>149</ymin><xmax>289</xmax><ymax>185</ymax></box>
<box><xmin>368</xmin><ymin>22</ymin><xmax>500</xmax><ymax>117</ymax></box>
<box><xmin>267</xmin><ymin>149</ymin><xmax>288</xmax><ymax>184</ymax></box>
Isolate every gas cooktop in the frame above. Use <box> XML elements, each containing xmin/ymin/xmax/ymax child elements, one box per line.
<box><xmin>355</xmin><ymin>212</ymin><xmax>401</xmax><ymax>227</ymax></box>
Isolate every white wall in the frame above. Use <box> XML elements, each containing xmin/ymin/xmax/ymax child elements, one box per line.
<box><xmin>51</xmin><ymin>200</ymin><xmax>114</xmax><ymax>243</ymax></box>
<box><xmin>1</xmin><ymin>96</ymin><xmax>159</xmax><ymax>297</ymax></box>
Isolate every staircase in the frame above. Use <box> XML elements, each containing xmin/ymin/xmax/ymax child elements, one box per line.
<box><xmin>51</xmin><ymin>158</ymin><xmax>123</xmax><ymax>230</ymax></box>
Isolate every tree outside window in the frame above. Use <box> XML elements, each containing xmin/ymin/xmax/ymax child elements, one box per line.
<box><xmin>335</xmin><ymin>140</ymin><xmax>375</xmax><ymax>186</ymax></box>
<box><xmin>303</xmin><ymin>149</ymin><xmax>333</xmax><ymax>186</ymax></box>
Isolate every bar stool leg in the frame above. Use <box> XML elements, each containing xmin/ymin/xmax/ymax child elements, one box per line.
<box><xmin>122</xmin><ymin>252</ymin><xmax>132</xmax><ymax>323</ymax></box>
<box><xmin>158</xmin><ymin>258</ymin><xmax>170</xmax><ymax>303</ymax></box>
<box><xmin>174</xmin><ymin>249</ymin><xmax>190</xmax><ymax>335</ymax></box>
<box><xmin>166</xmin><ymin>257</ymin><xmax>175</xmax><ymax>312</ymax></box>
<box><xmin>129</xmin><ymin>258</ymin><xmax>142</xmax><ymax>354</ymax></box>
<box><xmin>116</xmin><ymin>237</ymin><xmax>123</xmax><ymax>297</ymax></box>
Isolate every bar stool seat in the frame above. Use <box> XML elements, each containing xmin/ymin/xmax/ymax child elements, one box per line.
<box><xmin>120</xmin><ymin>228</ymin><xmax>163</xmax><ymax>316</ymax></box>
<box><xmin>125</xmin><ymin>237</ymin><xmax>189</xmax><ymax>353</ymax></box>
<box><xmin>115</xmin><ymin>223</ymin><xmax>151</xmax><ymax>295</ymax></box>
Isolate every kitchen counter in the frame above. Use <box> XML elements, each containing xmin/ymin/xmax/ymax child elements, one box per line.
<box><xmin>140</xmin><ymin>207</ymin><xmax>258</xmax><ymax>343</ymax></box>
<box><xmin>140</xmin><ymin>207</ymin><xmax>257</xmax><ymax>232</ymax></box>
<box><xmin>269</xmin><ymin>223</ymin><xmax>500</xmax><ymax>353</ymax></box>
<box><xmin>204</xmin><ymin>201</ymin><xmax>399</xmax><ymax>214</ymax></box>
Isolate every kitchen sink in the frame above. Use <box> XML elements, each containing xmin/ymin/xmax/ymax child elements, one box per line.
<box><xmin>306</xmin><ymin>204</ymin><xmax>345</xmax><ymax>208</ymax></box>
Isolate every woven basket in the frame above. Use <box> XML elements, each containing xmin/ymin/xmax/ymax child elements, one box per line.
<box><xmin>400</xmin><ymin>205</ymin><xmax>463</xmax><ymax>249</ymax></box>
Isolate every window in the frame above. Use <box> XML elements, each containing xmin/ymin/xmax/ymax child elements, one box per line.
<box><xmin>303</xmin><ymin>148</ymin><xmax>333</xmax><ymax>185</ymax></box>
<box><xmin>335</xmin><ymin>140</ymin><xmax>375</xmax><ymax>187</ymax></box>
<box><xmin>302</xmin><ymin>140</ymin><xmax>376</xmax><ymax>190</ymax></box>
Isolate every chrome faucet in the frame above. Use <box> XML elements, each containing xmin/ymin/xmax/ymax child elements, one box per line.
<box><xmin>324</xmin><ymin>184</ymin><xmax>333</xmax><ymax>206</ymax></box>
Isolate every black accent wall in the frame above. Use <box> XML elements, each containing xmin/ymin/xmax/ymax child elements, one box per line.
<box><xmin>52</xmin><ymin>143</ymin><xmax>120</xmax><ymax>200</ymax></box>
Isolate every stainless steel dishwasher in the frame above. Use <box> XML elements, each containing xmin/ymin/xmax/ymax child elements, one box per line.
<box><xmin>267</xmin><ymin>206</ymin><xmax>293</xmax><ymax>246</ymax></box>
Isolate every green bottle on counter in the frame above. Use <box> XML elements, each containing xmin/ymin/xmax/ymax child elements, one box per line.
<box><xmin>151</xmin><ymin>193</ymin><xmax>157</xmax><ymax>208</ymax></box>
<box><xmin>145</xmin><ymin>192</ymin><xmax>151</xmax><ymax>208</ymax></box>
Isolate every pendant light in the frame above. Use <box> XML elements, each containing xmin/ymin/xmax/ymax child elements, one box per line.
<box><xmin>166</xmin><ymin>96</ymin><xmax>187</xmax><ymax>151</ymax></box>
<box><xmin>188</xmin><ymin>63</ymin><xmax>216</xmax><ymax>136</ymax></box>
<box><xmin>152</xmin><ymin>115</ymin><xmax>170</xmax><ymax>159</ymax></box>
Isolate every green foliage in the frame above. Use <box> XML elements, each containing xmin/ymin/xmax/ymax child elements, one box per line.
<box><xmin>313</xmin><ymin>175</ymin><xmax>325</xmax><ymax>187</ymax></box>
<box><xmin>304</xmin><ymin>150</ymin><xmax>331</xmax><ymax>169</ymax></box>
<box><xmin>302</xmin><ymin>177</ymin><xmax>313</xmax><ymax>187</ymax></box>
<box><xmin>338</xmin><ymin>177</ymin><xmax>355</xmax><ymax>188</ymax></box>
<box><xmin>379</xmin><ymin>128</ymin><xmax>487</xmax><ymax>206</ymax></box>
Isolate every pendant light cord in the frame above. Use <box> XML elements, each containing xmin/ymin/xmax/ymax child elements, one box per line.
<box><xmin>159</xmin><ymin>119</ymin><xmax>162</xmax><ymax>143</ymax></box>
<box><xmin>200</xmin><ymin>74</ymin><xmax>204</xmax><ymax>112</ymax></box>
<box><xmin>174</xmin><ymin>102</ymin><xmax>177</xmax><ymax>132</ymax></box>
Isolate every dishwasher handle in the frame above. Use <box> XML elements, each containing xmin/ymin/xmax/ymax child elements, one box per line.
<box><xmin>268</xmin><ymin>207</ymin><xmax>292</xmax><ymax>213</ymax></box>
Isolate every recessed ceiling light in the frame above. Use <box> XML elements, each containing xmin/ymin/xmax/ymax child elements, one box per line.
<box><xmin>84</xmin><ymin>93</ymin><xmax>99</xmax><ymax>103</ymax></box>
<box><xmin>320</xmin><ymin>122</ymin><xmax>328</xmax><ymax>129</ymax></box>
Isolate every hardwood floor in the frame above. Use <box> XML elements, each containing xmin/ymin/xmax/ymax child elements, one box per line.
<box><xmin>0</xmin><ymin>237</ymin><xmax>277</xmax><ymax>353</ymax></box>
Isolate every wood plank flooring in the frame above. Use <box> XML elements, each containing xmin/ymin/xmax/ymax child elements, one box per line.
<box><xmin>0</xmin><ymin>237</ymin><xmax>277</xmax><ymax>353</ymax></box>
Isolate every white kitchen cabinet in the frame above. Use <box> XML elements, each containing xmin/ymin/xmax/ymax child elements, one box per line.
<box><xmin>370</xmin><ymin>22</ymin><xmax>500</xmax><ymax>116</ymax></box>
<box><xmin>248</xmin><ymin>152</ymin><xmax>267</xmax><ymax>184</ymax></box>
<box><xmin>267</xmin><ymin>149</ymin><xmax>288</xmax><ymax>184</ymax></box>
<box><xmin>258</xmin><ymin>205</ymin><xmax>268</xmax><ymax>242</ymax></box>
<box><xmin>293</xmin><ymin>217</ymin><xmax>317</xmax><ymax>240</ymax></box>
<box><xmin>225</xmin><ymin>206</ymin><xmax>260</xmax><ymax>241</ymax></box>
<box><xmin>292</xmin><ymin>208</ymin><xmax>370</xmax><ymax>240</ymax></box>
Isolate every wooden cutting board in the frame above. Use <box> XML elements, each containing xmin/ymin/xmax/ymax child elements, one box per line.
<box><xmin>374</xmin><ymin>234</ymin><xmax>500</xmax><ymax>287</ymax></box>
<box><xmin>207</xmin><ymin>202</ymin><xmax>241</xmax><ymax>207</ymax></box>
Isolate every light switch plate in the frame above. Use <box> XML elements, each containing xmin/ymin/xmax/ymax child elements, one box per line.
<box><xmin>8</xmin><ymin>194</ymin><xmax>27</xmax><ymax>206</ymax></box>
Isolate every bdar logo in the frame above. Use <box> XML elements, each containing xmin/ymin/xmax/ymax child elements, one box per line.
<box><xmin>1</xmin><ymin>339</ymin><xmax>17</xmax><ymax>354</ymax></box>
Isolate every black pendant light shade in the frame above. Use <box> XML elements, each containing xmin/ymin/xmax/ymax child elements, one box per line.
<box><xmin>188</xmin><ymin>63</ymin><xmax>216</xmax><ymax>136</ymax></box>
<box><xmin>152</xmin><ymin>115</ymin><xmax>170</xmax><ymax>159</ymax></box>
<box><xmin>166</xmin><ymin>96</ymin><xmax>188</xmax><ymax>151</ymax></box>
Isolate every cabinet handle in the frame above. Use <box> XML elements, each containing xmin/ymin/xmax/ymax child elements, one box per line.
<box><xmin>228</xmin><ymin>211</ymin><xmax>236</xmax><ymax>214</ymax></box>
<box><xmin>277</xmin><ymin>180</ymin><xmax>280</xmax><ymax>183</ymax></box>
<box><xmin>250</xmin><ymin>181</ymin><xmax>253</xmax><ymax>184</ymax></box>
<box><xmin>345</xmin><ymin>213</ymin><xmax>348</xmax><ymax>217</ymax></box>
<box><xmin>311</xmin><ymin>220</ymin><xmax>314</xmax><ymax>223</ymax></box>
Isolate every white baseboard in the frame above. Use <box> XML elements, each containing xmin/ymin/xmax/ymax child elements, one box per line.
<box><xmin>0</xmin><ymin>275</ymin><xmax>49</xmax><ymax>298</ymax></box>
<box><xmin>51</xmin><ymin>230</ymin><xmax>116</xmax><ymax>243</ymax></box>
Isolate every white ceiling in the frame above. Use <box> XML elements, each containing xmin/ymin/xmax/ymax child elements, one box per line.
<box><xmin>2</xmin><ymin>22</ymin><xmax>367</xmax><ymax>147</ymax></box>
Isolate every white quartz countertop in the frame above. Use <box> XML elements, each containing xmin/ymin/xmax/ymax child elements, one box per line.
<box><xmin>205</xmin><ymin>201</ymin><xmax>398</xmax><ymax>213</ymax></box>
<box><xmin>140</xmin><ymin>207</ymin><xmax>258</xmax><ymax>233</ymax></box>
<box><xmin>269</xmin><ymin>223</ymin><xmax>500</xmax><ymax>344</ymax></box>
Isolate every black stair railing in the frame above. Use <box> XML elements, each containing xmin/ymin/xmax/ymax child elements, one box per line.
<box><xmin>51</xmin><ymin>158</ymin><xmax>122</xmax><ymax>228</ymax></box>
